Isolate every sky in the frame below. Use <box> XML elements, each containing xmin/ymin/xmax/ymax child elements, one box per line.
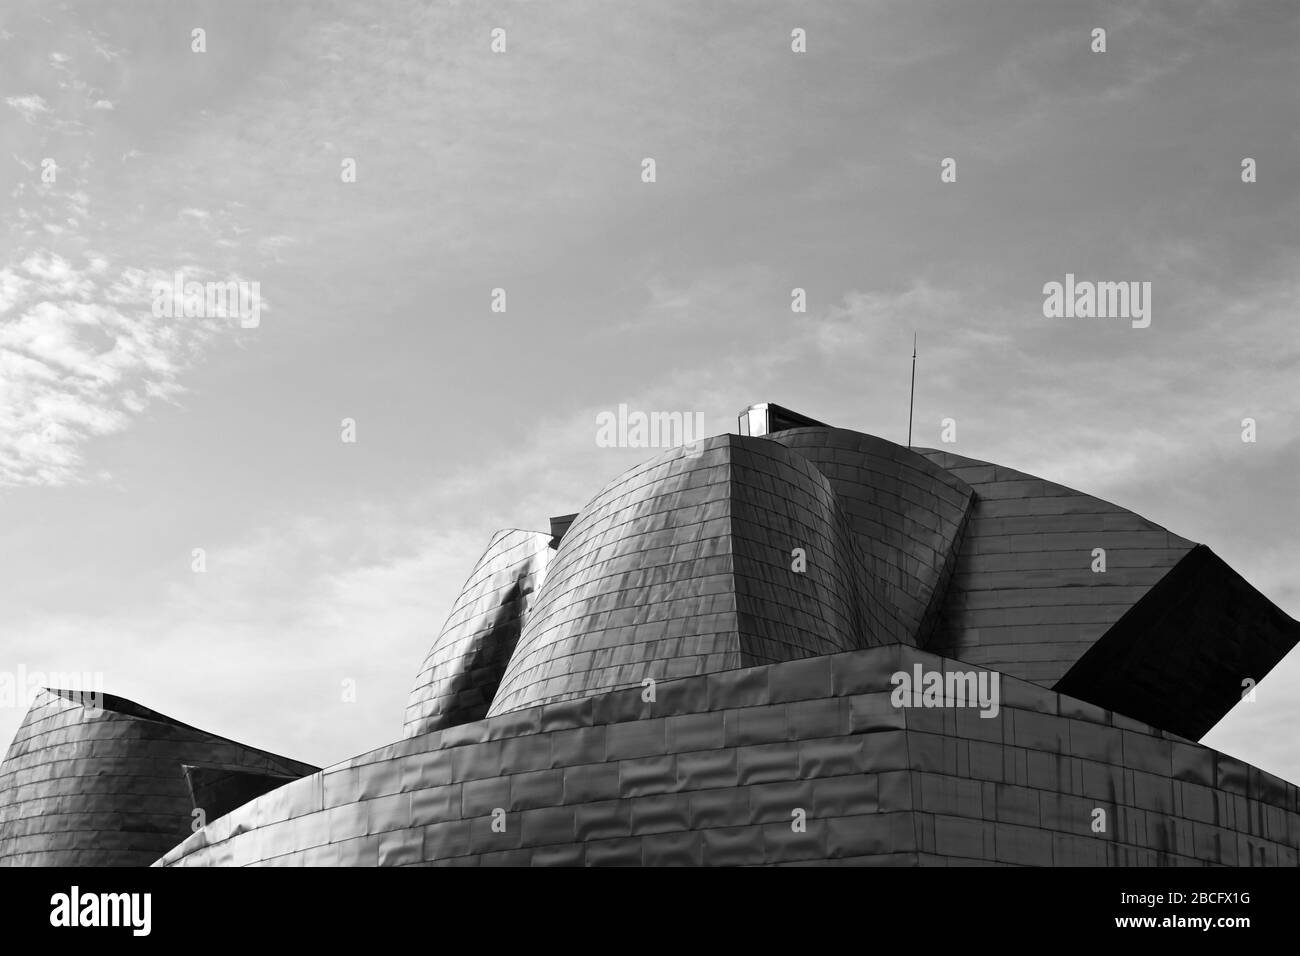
<box><xmin>0</xmin><ymin>0</ymin><xmax>1297</xmax><ymax>780</ymax></box>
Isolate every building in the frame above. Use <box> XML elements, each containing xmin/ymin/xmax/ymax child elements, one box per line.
<box><xmin>0</xmin><ymin>689</ymin><xmax>316</xmax><ymax>866</ymax></box>
<box><xmin>4</xmin><ymin>403</ymin><xmax>1298</xmax><ymax>866</ymax></box>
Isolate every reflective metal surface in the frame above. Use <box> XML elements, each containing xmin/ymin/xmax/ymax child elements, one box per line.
<box><xmin>7</xmin><ymin>404</ymin><xmax>1299</xmax><ymax>867</ymax></box>
<box><xmin>487</xmin><ymin>435</ymin><xmax>906</xmax><ymax>718</ymax></box>
<box><xmin>156</xmin><ymin>645</ymin><xmax>1300</xmax><ymax>867</ymax></box>
<box><xmin>404</xmin><ymin>529</ymin><xmax>554</xmax><ymax>737</ymax></box>
<box><xmin>0</xmin><ymin>689</ymin><xmax>317</xmax><ymax>866</ymax></box>
<box><xmin>767</xmin><ymin>427</ymin><xmax>975</xmax><ymax>645</ymax></box>
<box><xmin>737</xmin><ymin>402</ymin><xmax>827</xmax><ymax>438</ymax></box>
<box><xmin>914</xmin><ymin>447</ymin><xmax>1195</xmax><ymax>684</ymax></box>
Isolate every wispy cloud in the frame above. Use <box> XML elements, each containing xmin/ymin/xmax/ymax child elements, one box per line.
<box><xmin>4</xmin><ymin>94</ymin><xmax>49</xmax><ymax>123</ymax></box>
<box><xmin>0</xmin><ymin>252</ymin><xmax>233</xmax><ymax>486</ymax></box>
<box><xmin>0</xmin><ymin>0</ymin><xmax>1296</xmax><ymax>787</ymax></box>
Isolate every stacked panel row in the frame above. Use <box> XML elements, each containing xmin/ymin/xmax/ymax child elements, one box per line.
<box><xmin>913</xmin><ymin>448</ymin><xmax>1194</xmax><ymax>685</ymax></box>
<box><xmin>155</xmin><ymin>645</ymin><xmax>1300</xmax><ymax>867</ymax></box>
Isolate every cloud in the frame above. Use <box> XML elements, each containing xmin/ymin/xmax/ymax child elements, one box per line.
<box><xmin>0</xmin><ymin>31</ymin><xmax>288</xmax><ymax>488</ymax></box>
<box><xmin>0</xmin><ymin>486</ymin><xmax>546</xmax><ymax>767</ymax></box>
<box><xmin>4</xmin><ymin>94</ymin><xmax>49</xmax><ymax>123</ymax></box>
<box><xmin>0</xmin><ymin>251</ymin><xmax>236</xmax><ymax>486</ymax></box>
<box><xmin>809</xmin><ymin>282</ymin><xmax>965</xmax><ymax>357</ymax></box>
<box><xmin>91</xmin><ymin>38</ymin><xmax>123</xmax><ymax>62</ymax></box>
<box><xmin>0</xmin><ymin>0</ymin><xmax>1296</xmax><ymax>790</ymax></box>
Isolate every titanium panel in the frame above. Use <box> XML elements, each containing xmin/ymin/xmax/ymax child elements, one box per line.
<box><xmin>488</xmin><ymin>435</ymin><xmax>895</xmax><ymax>717</ymax></box>
<box><xmin>0</xmin><ymin>689</ymin><xmax>317</xmax><ymax>866</ymax></box>
<box><xmin>913</xmin><ymin>447</ymin><xmax>1194</xmax><ymax>684</ymax></box>
<box><xmin>766</xmin><ymin>427</ymin><xmax>974</xmax><ymax>644</ymax></box>
<box><xmin>155</xmin><ymin>645</ymin><xmax>1300</xmax><ymax>868</ymax></box>
<box><xmin>404</xmin><ymin>529</ymin><xmax>554</xmax><ymax>737</ymax></box>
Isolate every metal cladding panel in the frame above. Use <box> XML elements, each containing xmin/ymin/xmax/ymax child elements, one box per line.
<box><xmin>488</xmin><ymin>436</ymin><xmax>744</xmax><ymax>717</ymax></box>
<box><xmin>0</xmin><ymin>689</ymin><xmax>318</xmax><ymax>867</ymax></box>
<box><xmin>17</xmin><ymin>411</ymin><xmax>1296</xmax><ymax>868</ymax></box>
<box><xmin>156</xmin><ymin>644</ymin><xmax>1300</xmax><ymax>868</ymax></box>
<box><xmin>404</xmin><ymin>529</ymin><xmax>554</xmax><ymax>737</ymax></box>
<box><xmin>486</xmin><ymin>435</ymin><xmax>895</xmax><ymax>718</ymax></box>
<box><xmin>766</xmin><ymin>428</ymin><xmax>975</xmax><ymax>646</ymax></box>
<box><xmin>728</xmin><ymin>437</ymin><xmax>907</xmax><ymax>657</ymax></box>
<box><xmin>913</xmin><ymin>447</ymin><xmax>1196</xmax><ymax>685</ymax></box>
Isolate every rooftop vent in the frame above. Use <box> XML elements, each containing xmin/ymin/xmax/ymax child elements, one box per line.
<box><xmin>736</xmin><ymin>402</ymin><xmax>828</xmax><ymax>438</ymax></box>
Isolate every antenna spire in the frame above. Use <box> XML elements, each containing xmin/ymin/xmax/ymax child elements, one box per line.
<box><xmin>907</xmin><ymin>333</ymin><xmax>917</xmax><ymax>448</ymax></box>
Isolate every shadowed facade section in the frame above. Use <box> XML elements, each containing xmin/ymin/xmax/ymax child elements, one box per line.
<box><xmin>404</xmin><ymin>529</ymin><xmax>554</xmax><ymax>737</ymax></box>
<box><xmin>183</xmin><ymin>766</ymin><xmax>305</xmax><ymax>823</ymax></box>
<box><xmin>0</xmin><ymin>689</ymin><xmax>317</xmax><ymax>866</ymax></box>
<box><xmin>1055</xmin><ymin>545</ymin><xmax>1300</xmax><ymax>740</ymax></box>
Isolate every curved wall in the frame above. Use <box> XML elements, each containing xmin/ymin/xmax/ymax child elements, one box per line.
<box><xmin>486</xmin><ymin>435</ymin><xmax>895</xmax><ymax>718</ymax></box>
<box><xmin>9</xmin><ymin>415</ymin><xmax>1297</xmax><ymax>869</ymax></box>
<box><xmin>0</xmin><ymin>689</ymin><xmax>317</xmax><ymax>866</ymax></box>
<box><xmin>489</xmin><ymin>436</ymin><xmax>741</xmax><ymax>716</ymax></box>
<box><xmin>404</xmin><ymin>529</ymin><xmax>553</xmax><ymax>737</ymax></box>
<box><xmin>913</xmin><ymin>448</ymin><xmax>1195</xmax><ymax>685</ymax></box>
<box><xmin>729</xmin><ymin>436</ymin><xmax>905</xmax><ymax>659</ymax></box>
<box><xmin>766</xmin><ymin>428</ymin><xmax>974</xmax><ymax>645</ymax></box>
